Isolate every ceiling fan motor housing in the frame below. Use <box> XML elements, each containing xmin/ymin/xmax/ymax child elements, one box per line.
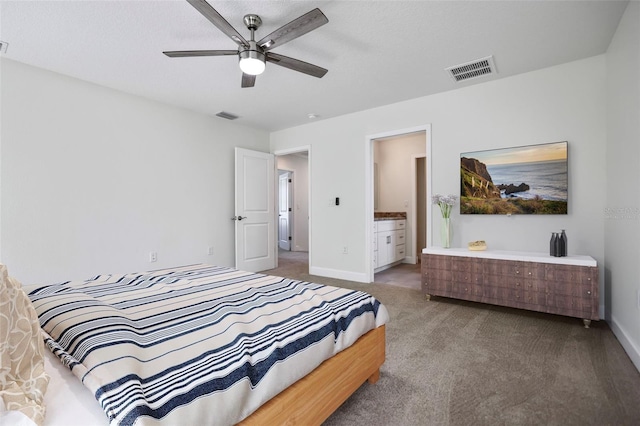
<box><xmin>239</xmin><ymin>41</ymin><xmax>265</xmax><ymax>60</ymax></box>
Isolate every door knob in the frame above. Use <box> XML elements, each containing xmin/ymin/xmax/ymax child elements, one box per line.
<box><xmin>231</xmin><ymin>216</ymin><xmax>247</xmax><ymax>221</ymax></box>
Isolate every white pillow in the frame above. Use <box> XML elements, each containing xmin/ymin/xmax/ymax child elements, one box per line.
<box><xmin>0</xmin><ymin>264</ymin><xmax>49</xmax><ymax>426</ymax></box>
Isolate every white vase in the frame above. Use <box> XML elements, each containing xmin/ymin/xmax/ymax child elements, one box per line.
<box><xmin>441</xmin><ymin>218</ymin><xmax>451</xmax><ymax>248</ymax></box>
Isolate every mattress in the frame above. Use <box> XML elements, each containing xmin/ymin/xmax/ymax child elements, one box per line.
<box><xmin>27</xmin><ymin>264</ymin><xmax>388</xmax><ymax>425</ymax></box>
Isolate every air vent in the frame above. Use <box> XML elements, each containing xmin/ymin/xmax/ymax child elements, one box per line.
<box><xmin>216</xmin><ymin>111</ymin><xmax>239</xmax><ymax>120</ymax></box>
<box><xmin>445</xmin><ymin>56</ymin><xmax>496</xmax><ymax>82</ymax></box>
<box><xmin>0</xmin><ymin>41</ymin><xmax>8</xmax><ymax>54</ymax></box>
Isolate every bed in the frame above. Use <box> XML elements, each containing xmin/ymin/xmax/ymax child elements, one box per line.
<box><xmin>3</xmin><ymin>264</ymin><xmax>388</xmax><ymax>426</ymax></box>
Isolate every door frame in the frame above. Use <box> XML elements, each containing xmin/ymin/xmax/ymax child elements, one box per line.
<box><xmin>278</xmin><ymin>170</ymin><xmax>293</xmax><ymax>251</ymax></box>
<box><xmin>411</xmin><ymin>154</ymin><xmax>427</xmax><ymax>264</ymax></box>
<box><xmin>411</xmin><ymin>154</ymin><xmax>431</xmax><ymax>264</ymax></box>
<box><xmin>365</xmin><ymin>125</ymin><xmax>433</xmax><ymax>283</ymax></box>
<box><xmin>273</xmin><ymin>145</ymin><xmax>312</xmax><ymax>272</ymax></box>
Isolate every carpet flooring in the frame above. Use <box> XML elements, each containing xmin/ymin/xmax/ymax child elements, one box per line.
<box><xmin>262</xmin><ymin>251</ymin><xmax>640</xmax><ymax>426</ymax></box>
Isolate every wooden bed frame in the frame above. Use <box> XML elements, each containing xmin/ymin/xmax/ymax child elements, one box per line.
<box><xmin>239</xmin><ymin>325</ymin><xmax>386</xmax><ymax>425</ymax></box>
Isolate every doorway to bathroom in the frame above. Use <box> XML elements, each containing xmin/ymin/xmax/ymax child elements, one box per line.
<box><xmin>366</xmin><ymin>125</ymin><xmax>432</xmax><ymax>284</ymax></box>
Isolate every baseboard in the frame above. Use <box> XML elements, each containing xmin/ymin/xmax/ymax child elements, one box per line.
<box><xmin>610</xmin><ymin>316</ymin><xmax>640</xmax><ymax>373</ymax></box>
<box><xmin>309</xmin><ymin>266</ymin><xmax>369</xmax><ymax>283</ymax></box>
<box><xmin>403</xmin><ymin>255</ymin><xmax>416</xmax><ymax>264</ymax></box>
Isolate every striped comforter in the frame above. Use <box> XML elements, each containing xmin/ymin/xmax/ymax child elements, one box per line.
<box><xmin>27</xmin><ymin>264</ymin><xmax>388</xmax><ymax>425</ymax></box>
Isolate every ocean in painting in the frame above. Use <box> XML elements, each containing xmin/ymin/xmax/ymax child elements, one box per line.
<box><xmin>487</xmin><ymin>159</ymin><xmax>567</xmax><ymax>201</ymax></box>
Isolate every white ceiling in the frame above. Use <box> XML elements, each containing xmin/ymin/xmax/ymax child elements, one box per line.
<box><xmin>0</xmin><ymin>1</ymin><xmax>628</xmax><ymax>132</ymax></box>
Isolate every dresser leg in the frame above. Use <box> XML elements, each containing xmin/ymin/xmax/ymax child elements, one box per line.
<box><xmin>425</xmin><ymin>294</ymin><xmax>431</xmax><ymax>301</ymax></box>
<box><xmin>583</xmin><ymin>319</ymin><xmax>591</xmax><ymax>329</ymax></box>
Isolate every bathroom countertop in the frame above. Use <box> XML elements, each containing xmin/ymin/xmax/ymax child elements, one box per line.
<box><xmin>374</xmin><ymin>212</ymin><xmax>407</xmax><ymax>221</ymax></box>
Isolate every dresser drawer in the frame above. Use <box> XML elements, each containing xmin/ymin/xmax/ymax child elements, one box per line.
<box><xmin>520</xmin><ymin>263</ymin><xmax>547</xmax><ymax>279</ymax></box>
<box><xmin>423</xmin><ymin>254</ymin><xmax>451</xmax><ymax>270</ymax></box>
<box><xmin>483</xmin><ymin>260</ymin><xmax>522</xmax><ymax>276</ymax></box>
<box><xmin>452</xmin><ymin>271</ymin><xmax>483</xmax><ymax>285</ymax></box>
<box><xmin>423</xmin><ymin>268</ymin><xmax>452</xmax><ymax>281</ymax></box>
<box><xmin>547</xmin><ymin>281</ymin><xmax>595</xmax><ymax>298</ymax></box>
<box><xmin>545</xmin><ymin>293</ymin><xmax>593</xmax><ymax>316</ymax></box>
<box><xmin>481</xmin><ymin>274</ymin><xmax>511</xmax><ymax>288</ymax></box>
<box><xmin>451</xmin><ymin>258</ymin><xmax>482</xmax><ymax>273</ymax></box>
<box><xmin>424</xmin><ymin>279</ymin><xmax>453</xmax><ymax>293</ymax></box>
<box><xmin>522</xmin><ymin>279</ymin><xmax>546</xmax><ymax>292</ymax></box>
<box><xmin>545</xmin><ymin>266</ymin><xmax>596</xmax><ymax>285</ymax></box>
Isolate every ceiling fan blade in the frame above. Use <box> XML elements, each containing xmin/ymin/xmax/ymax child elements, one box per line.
<box><xmin>266</xmin><ymin>53</ymin><xmax>328</xmax><ymax>78</ymax></box>
<box><xmin>186</xmin><ymin>0</ymin><xmax>248</xmax><ymax>47</ymax></box>
<box><xmin>163</xmin><ymin>50</ymin><xmax>237</xmax><ymax>58</ymax></box>
<box><xmin>257</xmin><ymin>8</ymin><xmax>328</xmax><ymax>51</ymax></box>
<box><xmin>241</xmin><ymin>73</ymin><xmax>256</xmax><ymax>88</ymax></box>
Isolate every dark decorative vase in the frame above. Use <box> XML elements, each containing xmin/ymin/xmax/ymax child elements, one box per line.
<box><xmin>560</xmin><ymin>230</ymin><xmax>568</xmax><ymax>256</ymax></box>
<box><xmin>550</xmin><ymin>233</ymin><xmax>558</xmax><ymax>256</ymax></box>
<box><xmin>555</xmin><ymin>232</ymin><xmax>565</xmax><ymax>257</ymax></box>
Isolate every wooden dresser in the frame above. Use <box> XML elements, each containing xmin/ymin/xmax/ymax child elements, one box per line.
<box><xmin>421</xmin><ymin>248</ymin><xmax>599</xmax><ymax>327</ymax></box>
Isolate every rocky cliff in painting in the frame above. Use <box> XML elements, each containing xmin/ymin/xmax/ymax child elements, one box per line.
<box><xmin>460</xmin><ymin>157</ymin><xmax>492</xmax><ymax>182</ymax></box>
<box><xmin>460</xmin><ymin>157</ymin><xmax>500</xmax><ymax>199</ymax></box>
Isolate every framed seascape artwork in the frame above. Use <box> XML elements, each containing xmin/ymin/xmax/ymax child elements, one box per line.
<box><xmin>460</xmin><ymin>141</ymin><xmax>568</xmax><ymax>215</ymax></box>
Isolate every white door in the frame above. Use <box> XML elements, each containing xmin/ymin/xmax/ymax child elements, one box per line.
<box><xmin>278</xmin><ymin>171</ymin><xmax>292</xmax><ymax>251</ymax></box>
<box><xmin>234</xmin><ymin>148</ymin><xmax>276</xmax><ymax>272</ymax></box>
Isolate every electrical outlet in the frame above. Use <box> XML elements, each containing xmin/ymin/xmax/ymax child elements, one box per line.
<box><xmin>207</xmin><ymin>246</ymin><xmax>214</xmax><ymax>256</ymax></box>
<box><xmin>342</xmin><ymin>246</ymin><xmax>348</xmax><ymax>254</ymax></box>
<box><xmin>149</xmin><ymin>251</ymin><xmax>157</xmax><ymax>263</ymax></box>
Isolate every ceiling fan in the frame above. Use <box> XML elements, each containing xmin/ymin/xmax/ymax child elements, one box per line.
<box><xmin>164</xmin><ymin>0</ymin><xmax>329</xmax><ymax>88</ymax></box>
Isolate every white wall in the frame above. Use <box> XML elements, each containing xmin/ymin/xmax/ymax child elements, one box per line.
<box><xmin>271</xmin><ymin>55</ymin><xmax>607</xmax><ymax>311</ymax></box>
<box><xmin>0</xmin><ymin>59</ymin><xmax>270</xmax><ymax>284</ymax></box>
<box><xmin>276</xmin><ymin>154</ymin><xmax>309</xmax><ymax>251</ymax></box>
<box><xmin>605</xmin><ymin>2</ymin><xmax>640</xmax><ymax>371</ymax></box>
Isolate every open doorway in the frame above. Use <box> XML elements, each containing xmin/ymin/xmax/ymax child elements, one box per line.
<box><xmin>275</xmin><ymin>149</ymin><xmax>310</xmax><ymax>273</ymax></box>
<box><xmin>365</xmin><ymin>125</ymin><xmax>432</xmax><ymax>283</ymax></box>
<box><xmin>278</xmin><ymin>170</ymin><xmax>293</xmax><ymax>251</ymax></box>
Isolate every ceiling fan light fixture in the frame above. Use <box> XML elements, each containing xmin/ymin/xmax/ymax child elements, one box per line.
<box><xmin>239</xmin><ymin>42</ymin><xmax>266</xmax><ymax>75</ymax></box>
<box><xmin>239</xmin><ymin>56</ymin><xmax>265</xmax><ymax>75</ymax></box>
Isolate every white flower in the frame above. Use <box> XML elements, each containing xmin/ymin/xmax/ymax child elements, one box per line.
<box><xmin>432</xmin><ymin>194</ymin><xmax>457</xmax><ymax>218</ymax></box>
